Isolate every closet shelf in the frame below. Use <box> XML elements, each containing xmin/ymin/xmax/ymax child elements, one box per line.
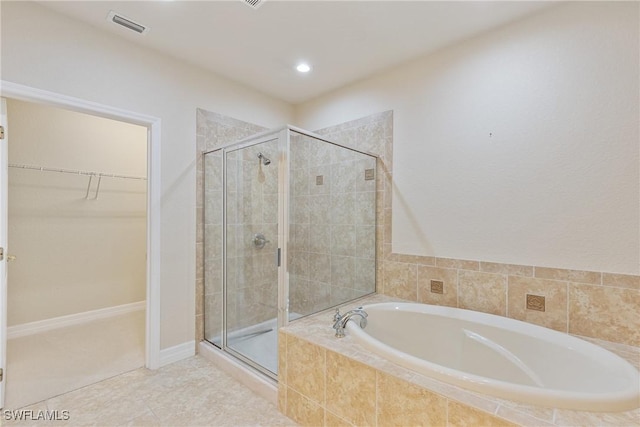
<box><xmin>8</xmin><ymin>163</ymin><xmax>146</xmax><ymax>180</ymax></box>
<box><xmin>9</xmin><ymin>163</ymin><xmax>146</xmax><ymax>199</ymax></box>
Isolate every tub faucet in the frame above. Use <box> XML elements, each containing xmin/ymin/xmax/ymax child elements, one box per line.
<box><xmin>332</xmin><ymin>307</ymin><xmax>368</xmax><ymax>338</ymax></box>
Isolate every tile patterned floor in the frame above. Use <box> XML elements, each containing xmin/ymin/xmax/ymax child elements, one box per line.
<box><xmin>3</xmin><ymin>356</ymin><xmax>296</xmax><ymax>427</ymax></box>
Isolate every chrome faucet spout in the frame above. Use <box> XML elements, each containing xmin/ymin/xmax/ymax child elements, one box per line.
<box><xmin>332</xmin><ymin>307</ymin><xmax>368</xmax><ymax>338</ymax></box>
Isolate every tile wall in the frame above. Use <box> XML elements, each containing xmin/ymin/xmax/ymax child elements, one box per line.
<box><xmin>196</xmin><ymin>109</ymin><xmax>267</xmax><ymax>344</ymax></box>
<box><xmin>279</xmin><ymin>295</ymin><xmax>640</xmax><ymax>427</ymax></box>
<box><xmin>288</xmin><ymin>132</ymin><xmax>378</xmax><ymax>316</ymax></box>
<box><xmin>224</xmin><ymin>142</ymin><xmax>280</xmax><ymax>332</ymax></box>
<box><xmin>312</xmin><ymin>111</ymin><xmax>394</xmax><ymax>296</ymax></box>
<box><xmin>380</xmin><ymin>257</ymin><xmax>640</xmax><ymax>346</ymax></box>
<box><xmin>279</xmin><ymin>331</ymin><xmax>521</xmax><ymax>427</ymax></box>
<box><xmin>195</xmin><ymin>110</ymin><xmax>393</xmax><ymax>343</ymax></box>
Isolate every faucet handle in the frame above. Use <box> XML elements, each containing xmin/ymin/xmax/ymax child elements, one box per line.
<box><xmin>333</xmin><ymin>308</ymin><xmax>341</xmax><ymax>322</ymax></box>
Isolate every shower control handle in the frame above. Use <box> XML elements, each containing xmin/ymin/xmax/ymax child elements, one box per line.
<box><xmin>253</xmin><ymin>233</ymin><xmax>269</xmax><ymax>249</ymax></box>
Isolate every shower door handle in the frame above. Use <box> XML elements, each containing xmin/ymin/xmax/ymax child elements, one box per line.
<box><xmin>252</xmin><ymin>233</ymin><xmax>269</xmax><ymax>249</ymax></box>
<box><xmin>276</xmin><ymin>248</ymin><xmax>281</xmax><ymax>267</ymax></box>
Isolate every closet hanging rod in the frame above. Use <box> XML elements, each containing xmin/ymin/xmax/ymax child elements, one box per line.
<box><xmin>8</xmin><ymin>163</ymin><xmax>146</xmax><ymax>181</ymax></box>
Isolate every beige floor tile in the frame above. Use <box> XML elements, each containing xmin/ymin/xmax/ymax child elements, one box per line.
<box><xmin>2</xmin><ymin>401</ymin><xmax>51</xmax><ymax>427</ymax></box>
<box><xmin>125</xmin><ymin>411</ymin><xmax>161</xmax><ymax>427</ymax></box>
<box><xmin>6</xmin><ymin>355</ymin><xmax>295</xmax><ymax>427</ymax></box>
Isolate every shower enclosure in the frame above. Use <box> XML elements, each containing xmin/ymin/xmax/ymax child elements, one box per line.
<box><xmin>203</xmin><ymin>126</ymin><xmax>377</xmax><ymax>379</ymax></box>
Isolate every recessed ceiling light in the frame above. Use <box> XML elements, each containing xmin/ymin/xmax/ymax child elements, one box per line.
<box><xmin>296</xmin><ymin>63</ymin><xmax>311</xmax><ymax>73</ymax></box>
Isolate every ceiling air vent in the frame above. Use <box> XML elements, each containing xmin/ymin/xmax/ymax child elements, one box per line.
<box><xmin>107</xmin><ymin>11</ymin><xmax>149</xmax><ymax>35</ymax></box>
<box><xmin>242</xmin><ymin>0</ymin><xmax>266</xmax><ymax>10</ymax></box>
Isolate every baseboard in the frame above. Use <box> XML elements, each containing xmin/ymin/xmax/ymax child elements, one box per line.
<box><xmin>7</xmin><ymin>301</ymin><xmax>146</xmax><ymax>339</ymax></box>
<box><xmin>159</xmin><ymin>341</ymin><xmax>196</xmax><ymax>367</ymax></box>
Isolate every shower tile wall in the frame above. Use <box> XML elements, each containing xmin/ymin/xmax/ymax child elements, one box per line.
<box><xmin>225</xmin><ymin>143</ymin><xmax>279</xmax><ymax>332</ymax></box>
<box><xmin>196</xmin><ymin>110</ymin><xmax>392</xmax><ymax>339</ymax></box>
<box><xmin>196</xmin><ymin>109</ymin><xmax>267</xmax><ymax>343</ymax></box>
<box><xmin>312</xmin><ymin>111</ymin><xmax>394</xmax><ymax>300</ymax></box>
<box><xmin>288</xmin><ymin>133</ymin><xmax>378</xmax><ymax>316</ymax></box>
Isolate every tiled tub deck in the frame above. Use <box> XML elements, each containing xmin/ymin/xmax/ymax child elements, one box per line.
<box><xmin>278</xmin><ymin>295</ymin><xmax>640</xmax><ymax>427</ymax></box>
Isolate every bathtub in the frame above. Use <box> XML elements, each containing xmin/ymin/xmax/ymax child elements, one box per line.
<box><xmin>345</xmin><ymin>302</ymin><xmax>640</xmax><ymax>412</ymax></box>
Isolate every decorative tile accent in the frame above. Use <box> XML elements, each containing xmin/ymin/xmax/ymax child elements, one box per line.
<box><xmin>417</xmin><ymin>266</ymin><xmax>458</xmax><ymax>307</ymax></box>
<box><xmin>430</xmin><ymin>280</ymin><xmax>444</xmax><ymax>294</ymax></box>
<box><xmin>316</xmin><ymin>175</ymin><xmax>324</xmax><ymax>185</ymax></box>
<box><xmin>364</xmin><ymin>168</ymin><xmax>375</xmax><ymax>181</ymax></box>
<box><xmin>525</xmin><ymin>294</ymin><xmax>545</xmax><ymax>312</ymax></box>
<box><xmin>507</xmin><ymin>276</ymin><xmax>568</xmax><ymax>332</ymax></box>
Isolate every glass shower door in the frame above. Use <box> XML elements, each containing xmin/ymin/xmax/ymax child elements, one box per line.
<box><xmin>224</xmin><ymin>138</ymin><xmax>280</xmax><ymax>376</ymax></box>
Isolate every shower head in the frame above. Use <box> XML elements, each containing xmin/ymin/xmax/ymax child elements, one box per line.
<box><xmin>258</xmin><ymin>152</ymin><xmax>271</xmax><ymax>166</ymax></box>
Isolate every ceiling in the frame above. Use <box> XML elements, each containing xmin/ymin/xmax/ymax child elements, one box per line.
<box><xmin>38</xmin><ymin>1</ymin><xmax>555</xmax><ymax>104</ymax></box>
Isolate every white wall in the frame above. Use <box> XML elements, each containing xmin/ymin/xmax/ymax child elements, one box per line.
<box><xmin>296</xmin><ymin>2</ymin><xmax>640</xmax><ymax>275</ymax></box>
<box><xmin>7</xmin><ymin>98</ymin><xmax>147</xmax><ymax>326</ymax></box>
<box><xmin>1</xmin><ymin>2</ymin><xmax>293</xmax><ymax>347</ymax></box>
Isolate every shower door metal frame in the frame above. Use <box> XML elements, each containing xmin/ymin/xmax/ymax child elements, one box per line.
<box><xmin>202</xmin><ymin>125</ymin><xmax>379</xmax><ymax>381</ymax></box>
<box><xmin>204</xmin><ymin>128</ymin><xmax>289</xmax><ymax>381</ymax></box>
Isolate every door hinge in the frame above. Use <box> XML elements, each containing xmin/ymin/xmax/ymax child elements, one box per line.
<box><xmin>0</xmin><ymin>247</ymin><xmax>3</xmax><ymax>261</ymax></box>
<box><xmin>0</xmin><ymin>368</ymin><xmax>3</xmax><ymax>382</ymax></box>
<box><xmin>0</xmin><ymin>125</ymin><xmax>4</xmax><ymax>139</ymax></box>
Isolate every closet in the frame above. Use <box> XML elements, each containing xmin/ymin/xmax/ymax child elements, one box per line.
<box><xmin>4</xmin><ymin>98</ymin><xmax>147</xmax><ymax>409</ymax></box>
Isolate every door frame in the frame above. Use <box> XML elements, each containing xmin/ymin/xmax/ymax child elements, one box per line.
<box><xmin>0</xmin><ymin>81</ymin><xmax>162</xmax><ymax>369</ymax></box>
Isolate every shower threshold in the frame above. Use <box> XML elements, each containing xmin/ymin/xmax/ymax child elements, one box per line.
<box><xmin>206</xmin><ymin>313</ymin><xmax>302</xmax><ymax>376</ymax></box>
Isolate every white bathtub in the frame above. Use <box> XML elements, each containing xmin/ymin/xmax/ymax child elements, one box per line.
<box><xmin>345</xmin><ymin>302</ymin><xmax>640</xmax><ymax>412</ymax></box>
